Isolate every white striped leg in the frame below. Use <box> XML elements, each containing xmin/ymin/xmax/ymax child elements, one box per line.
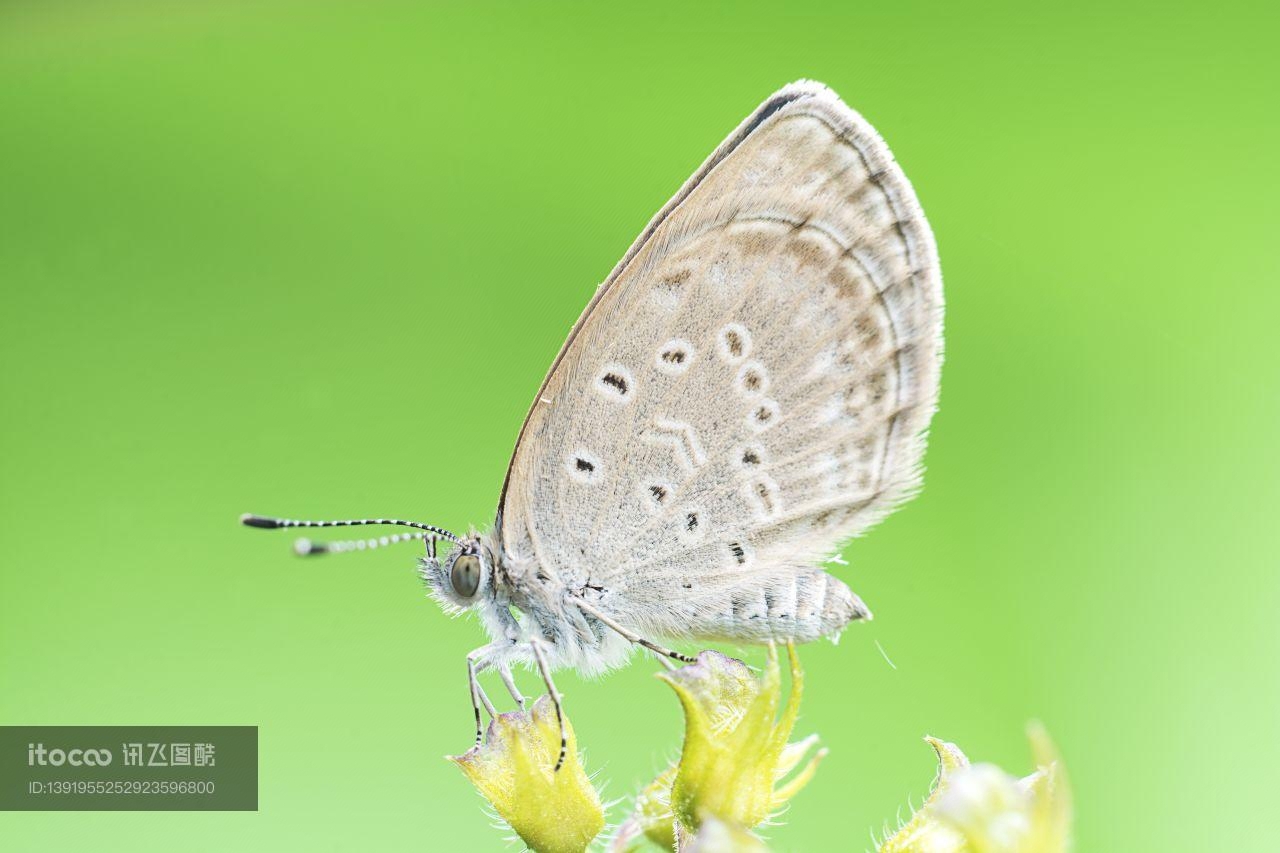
<box><xmin>529</xmin><ymin>640</ymin><xmax>567</xmax><ymax>772</ymax></box>
<box><xmin>465</xmin><ymin>647</ymin><xmax>498</xmax><ymax>747</ymax></box>
<box><xmin>569</xmin><ymin>597</ymin><xmax>695</xmax><ymax>664</ymax></box>
<box><xmin>496</xmin><ymin>659</ymin><xmax>526</xmax><ymax>710</ymax></box>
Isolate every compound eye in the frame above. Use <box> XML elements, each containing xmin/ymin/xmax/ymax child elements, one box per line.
<box><xmin>450</xmin><ymin>554</ymin><xmax>481</xmax><ymax>598</ymax></box>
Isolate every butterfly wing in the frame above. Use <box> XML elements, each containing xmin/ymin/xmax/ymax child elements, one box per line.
<box><xmin>496</xmin><ymin>81</ymin><xmax>942</xmax><ymax>644</ymax></box>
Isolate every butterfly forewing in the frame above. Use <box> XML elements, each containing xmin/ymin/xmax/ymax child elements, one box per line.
<box><xmin>497</xmin><ymin>81</ymin><xmax>942</xmax><ymax>642</ymax></box>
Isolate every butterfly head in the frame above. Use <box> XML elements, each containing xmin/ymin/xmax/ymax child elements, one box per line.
<box><xmin>239</xmin><ymin>513</ymin><xmax>495</xmax><ymax>614</ymax></box>
<box><xmin>420</xmin><ymin>534</ymin><xmax>497</xmax><ymax>614</ymax></box>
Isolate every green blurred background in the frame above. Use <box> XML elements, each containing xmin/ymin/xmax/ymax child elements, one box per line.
<box><xmin>1</xmin><ymin>1</ymin><xmax>1276</xmax><ymax>850</ymax></box>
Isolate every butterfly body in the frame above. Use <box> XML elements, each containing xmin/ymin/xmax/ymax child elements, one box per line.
<box><xmin>420</xmin><ymin>530</ymin><xmax>867</xmax><ymax>677</ymax></box>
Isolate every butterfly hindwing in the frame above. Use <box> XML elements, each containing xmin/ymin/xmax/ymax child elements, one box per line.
<box><xmin>496</xmin><ymin>81</ymin><xmax>942</xmax><ymax>643</ymax></box>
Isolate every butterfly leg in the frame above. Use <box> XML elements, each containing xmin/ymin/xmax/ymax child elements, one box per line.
<box><xmin>466</xmin><ymin>647</ymin><xmax>499</xmax><ymax>747</ymax></box>
<box><xmin>529</xmin><ymin>639</ymin><xmax>567</xmax><ymax>772</ymax></box>
<box><xmin>569</xmin><ymin>596</ymin><xmax>696</xmax><ymax>664</ymax></box>
<box><xmin>496</xmin><ymin>659</ymin><xmax>526</xmax><ymax>711</ymax></box>
<box><xmin>646</xmin><ymin>650</ymin><xmax>678</xmax><ymax>672</ymax></box>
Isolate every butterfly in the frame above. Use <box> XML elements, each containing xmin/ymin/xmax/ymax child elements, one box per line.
<box><xmin>243</xmin><ymin>80</ymin><xmax>943</xmax><ymax>769</ymax></box>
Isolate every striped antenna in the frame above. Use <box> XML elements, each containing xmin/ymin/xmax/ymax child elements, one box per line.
<box><xmin>240</xmin><ymin>514</ymin><xmax>462</xmax><ymax>556</ymax></box>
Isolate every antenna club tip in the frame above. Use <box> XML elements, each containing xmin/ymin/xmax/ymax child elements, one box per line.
<box><xmin>294</xmin><ymin>538</ymin><xmax>326</xmax><ymax>556</ymax></box>
<box><xmin>241</xmin><ymin>513</ymin><xmax>281</xmax><ymax>529</ymax></box>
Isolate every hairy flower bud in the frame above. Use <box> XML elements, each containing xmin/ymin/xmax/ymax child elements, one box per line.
<box><xmin>451</xmin><ymin>696</ymin><xmax>604</xmax><ymax>853</ymax></box>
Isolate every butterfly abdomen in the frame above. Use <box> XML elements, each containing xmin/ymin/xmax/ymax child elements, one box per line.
<box><xmin>683</xmin><ymin>567</ymin><xmax>870</xmax><ymax>645</ymax></box>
